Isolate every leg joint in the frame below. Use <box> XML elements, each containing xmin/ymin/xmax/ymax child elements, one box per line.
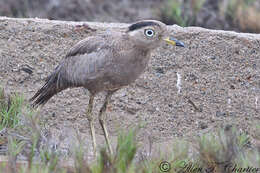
<box><xmin>99</xmin><ymin>118</ymin><xmax>105</xmax><ymax>125</ymax></box>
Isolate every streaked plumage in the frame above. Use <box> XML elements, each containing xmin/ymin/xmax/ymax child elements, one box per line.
<box><xmin>30</xmin><ymin>20</ymin><xmax>184</xmax><ymax>155</ymax></box>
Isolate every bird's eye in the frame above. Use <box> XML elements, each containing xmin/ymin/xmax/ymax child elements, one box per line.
<box><xmin>144</xmin><ymin>29</ymin><xmax>155</xmax><ymax>37</ymax></box>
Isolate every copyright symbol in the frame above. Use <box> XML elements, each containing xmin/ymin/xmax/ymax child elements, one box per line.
<box><xmin>159</xmin><ymin>161</ymin><xmax>171</xmax><ymax>172</ymax></box>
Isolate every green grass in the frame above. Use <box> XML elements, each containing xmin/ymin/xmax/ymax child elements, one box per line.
<box><xmin>0</xmin><ymin>86</ymin><xmax>259</xmax><ymax>172</ymax></box>
<box><xmin>0</xmin><ymin>88</ymin><xmax>24</xmax><ymax>130</ymax></box>
<box><xmin>1</xmin><ymin>125</ymin><xmax>259</xmax><ymax>173</ymax></box>
<box><xmin>158</xmin><ymin>0</ymin><xmax>188</xmax><ymax>26</ymax></box>
<box><xmin>157</xmin><ymin>0</ymin><xmax>206</xmax><ymax>26</ymax></box>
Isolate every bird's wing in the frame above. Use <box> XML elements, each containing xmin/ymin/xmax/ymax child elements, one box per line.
<box><xmin>60</xmin><ymin>35</ymin><xmax>114</xmax><ymax>85</ymax></box>
<box><xmin>30</xmin><ymin>35</ymin><xmax>114</xmax><ymax>106</ymax></box>
<box><xmin>65</xmin><ymin>35</ymin><xmax>109</xmax><ymax>58</ymax></box>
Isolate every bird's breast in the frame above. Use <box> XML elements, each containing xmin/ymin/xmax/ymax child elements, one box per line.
<box><xmin>85</xmin><ymin>49</ymin><xmax>151</xmax><ymax>93</ymax></box>
<box><xmin>108</xmin><ymin>50</ymin><xmax>151</xmax><ymax>86</ymax></box>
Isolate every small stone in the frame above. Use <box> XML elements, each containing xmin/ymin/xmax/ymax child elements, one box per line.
<box><xmin>125</xmin><ymin>106</ymin><xmax>139</xmax><ymax>114</ymax></box>
<box><xmin>36</xmin><ymin>70</ymin><xmax>43</xmax><ymax>74</ymax></box>
<box><xmin>65</xmin><ymin>108</ymin><xmax>71</xmax><ymax>113</ymax></box>
<box><xmin>210</xmin><ymin>56</ymin><xmax>217</xmax><ymax>60</ymax></box>
<box><xmin>155</xmin><ymin>67</ymin><xmax>165</xmax><ymax>74</ymax></box>
<box><xmin>12</xmin><ymin>68</ymin><xmax>19</xmax><ymax>72</ymax></box>
<box><xmin>230</xmin><ymin>85</ymin><xmax>235</xmax><ymax>89</ymax></box>
<box><xmin>216</xmin><ymin>111</ymin><xmax>226</xmax><ymax>117</ymax></box>
<box><xmin>228</xmin><ymin>112</ymin><xmax>236</xmax><ymax>116</ymax></box>
<box><xmin>199</xmin><ymin>121</ymin><xmax>208</xmax><ymax>129</ymax></box>
<box><xmin>136</xmin><ymin>101</ymin><xmax>142</xmax><ymax>105</ymax></box>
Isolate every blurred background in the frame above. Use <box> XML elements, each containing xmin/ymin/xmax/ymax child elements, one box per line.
<box><xmin>0</xmin><ymin>0</ymin><xmax>259</xmax><ymax>33</ymax></box>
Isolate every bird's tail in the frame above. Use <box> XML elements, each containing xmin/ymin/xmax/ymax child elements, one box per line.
<box><xmin>30</xmin><ymin>67</ymin><xmax>63</xmax><ymax>108</ymax></box>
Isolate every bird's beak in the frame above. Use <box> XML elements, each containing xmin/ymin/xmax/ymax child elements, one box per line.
<box><xmin>164</xmin><ymin>36</ymin><xmax>185</xmax><ymax>47</ymax></box>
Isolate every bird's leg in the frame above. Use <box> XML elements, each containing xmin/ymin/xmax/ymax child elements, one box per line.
<box><xmin>86</xmin><ymin>94</ymin><xmax>96</xmax><ymax>156</ymax></box>
<box><xmin>99</xmin><ymin>91</ymin><xmax>114</xmax><ymax>155</ymax></box>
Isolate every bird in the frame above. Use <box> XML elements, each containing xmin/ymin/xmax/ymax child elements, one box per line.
<box><xmin>30</xmin><ymin>20</ymin><xmax>185</xmax><ymax>156</ymax></box>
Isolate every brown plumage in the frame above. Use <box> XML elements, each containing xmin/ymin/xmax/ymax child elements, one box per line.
<box><xmin>30</xmin><ymin>20</ymin><xmax>184</xmax><ymax>155</ymax></box>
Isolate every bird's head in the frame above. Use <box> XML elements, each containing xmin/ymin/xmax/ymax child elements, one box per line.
<box><xmin>126</xmin><ymin>20</ymin><xmax>185</xmax><ymax>50</ymax></box>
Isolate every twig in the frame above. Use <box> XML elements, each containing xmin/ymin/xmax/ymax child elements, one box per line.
<box><xmin>184</xmin><ymin>96</ymin><xmax>202</xmax><ymax>112</ymax></box>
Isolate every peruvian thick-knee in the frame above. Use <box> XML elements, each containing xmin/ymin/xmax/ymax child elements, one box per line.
<box><xmin>30</xmin><ymin>20</ymin><xmax>185</xmax><ymax>155</ymax></box>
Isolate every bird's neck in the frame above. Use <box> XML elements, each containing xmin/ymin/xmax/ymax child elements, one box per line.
<box><xmin>133</xmin><ymin>45</ymin><xmax>152</xmax><ymax>57</ymax></box>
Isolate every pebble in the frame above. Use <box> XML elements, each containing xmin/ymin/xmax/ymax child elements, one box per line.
<box><xmin>36</xmin><ymin>70</ymin><xmax>43</xmax><ymax>74</ymax></box>
<box><xmin>199</xmin><ymin>121</ymin><xmax>208</xmax><ymax>129</ymax></box>
<box><xmin>216</xmin><ymin>111</ymin><xmax>226</xmax><ymax>117</ymax></box>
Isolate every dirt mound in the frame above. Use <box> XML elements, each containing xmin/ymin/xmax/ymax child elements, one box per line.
<box><xmin>0</xmin><ymin>17</ymin><xmax>259</xmax><ymax>156</ymax></box>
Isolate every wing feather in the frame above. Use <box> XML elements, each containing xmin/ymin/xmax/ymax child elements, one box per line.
<box><xmin>30</xmin><ymin>35</ymin><xmax>112</xmax><ymax>107</ymax></box>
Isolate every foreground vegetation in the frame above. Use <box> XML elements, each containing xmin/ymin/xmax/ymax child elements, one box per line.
<box><xmin>0</xmin><ymin>87</ymin><xmax>259</xmax><ymax>173</ymax></box>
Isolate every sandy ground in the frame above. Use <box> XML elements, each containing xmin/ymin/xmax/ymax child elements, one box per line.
<box><xmin>0</xmin><ymin>17</ymin><xmax>260</xmax><ymax>159</ymax></box>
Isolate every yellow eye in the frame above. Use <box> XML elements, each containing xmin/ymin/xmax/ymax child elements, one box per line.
<box><xmin>144</xmin><ymin>29</ymin><xmax>155</xmax><ymax>37</ymax></box>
